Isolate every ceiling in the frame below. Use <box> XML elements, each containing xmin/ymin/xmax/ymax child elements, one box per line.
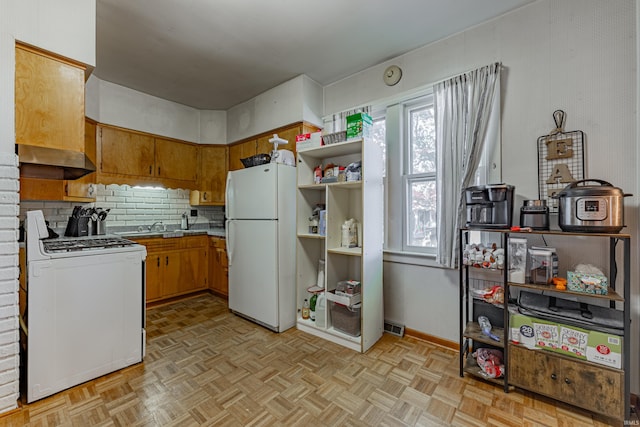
<box><xmin>95</xmin><ymin>0</ymin><xmax>534</xmax><ymax>111</ymax></box>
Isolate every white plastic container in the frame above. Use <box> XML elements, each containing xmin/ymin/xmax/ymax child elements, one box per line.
<box><xmin>315</xmin><ymin>294</ymin><xmax>326</xmax><ymax>328</ymax></box>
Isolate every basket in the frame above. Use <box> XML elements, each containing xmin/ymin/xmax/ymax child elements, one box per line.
<box><xmin>330</xmin><ymin>302</ymin><xmax>361</xmax><ymax>336</ymax></box>
<box><xmin>321</xmin><ymin>131</ymin><xmax>347</xmax><ymax>145</ymax></box>
<box><xmin>241</xmin><ymin>153</ymin><xmax>271</xmax><ymax>168</ymax></box>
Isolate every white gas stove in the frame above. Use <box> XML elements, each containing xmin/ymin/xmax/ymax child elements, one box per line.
<box><xmin>24</xmin><ymin>210</ymin><xmax>147</xmax><ymax>403</ymax></box>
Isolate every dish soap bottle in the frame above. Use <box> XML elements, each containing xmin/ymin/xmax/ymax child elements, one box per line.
<box><xmin>309</xmin><ymin>294</ymin><xmax>317</xmax><ymax>321</ymax></box>
<box><xmin>301</xmin><ymin>299</ymin><xmax>310</xmax><ymax>320</ymax></box>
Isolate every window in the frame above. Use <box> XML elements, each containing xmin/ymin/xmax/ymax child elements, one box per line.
<box><xmin>373</xmin><ymin>92</ymin><xmax>437</xmax><ymax>256</ymax></box>
<box><xmin>404</xmin><ymin>100</ymin><xmax>436</xmax><ymax>251</ymax></box>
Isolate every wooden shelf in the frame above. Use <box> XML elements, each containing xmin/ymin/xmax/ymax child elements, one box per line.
<box><xmin>327</xmin><ymin>246</ymin><xmax>362</xmax><ymax>256</ymax></box>
<box><xmin>297</xmin><ymin>233</ymin><xmax>325</xmax><ymax>240</ymax></box>
<box><xmin>298</xmin><ymin>181</ymin><xmax>362</xmax><ymax>190</ymax></box>
<box><xmin>463</xmin><ymin>322</ymin><xmax>505</xmax><ymax>349</ymax></box>
<box><xmin>463</xmin><ymin>357</ymin><xmax>508</xmax><ymax>387</ymax></box>
<box><xmin>462</xmin><ymin>227</ymin><xmax>631</xmax><ymax>239</ymax></box>
<box><xmin>508</xmin><ymin>282</ymin><xmax>624</xmax><ymax>302</ymax></box>
<box><xmin>296</xmin><ymin>138</ymin><xmax>363</xmax><ymax>158</ymax></box>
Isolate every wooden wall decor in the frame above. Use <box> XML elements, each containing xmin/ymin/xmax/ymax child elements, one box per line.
<box><xmin>537</xmin><ymin>110</ymin><xmax>585</xmax><ymax>213</ymax></box>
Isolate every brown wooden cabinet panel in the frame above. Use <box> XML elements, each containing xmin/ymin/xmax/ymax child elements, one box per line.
<box><xmin>180</xmin><ymin>247</ymin><xmax>208</xmax><ymax>293</ymax></box>
<box><xmin>98</xmin><ymin>125</ymin><xmax>155</xmax><ymax>177</ymax></box>
<box><xmin>192</xmin><ymin>145</ymin><xmax>228</xmax><ymax>205</ymax></box>
<box><xmin>209</xmin><ymin>237</ymin><xmax>228</xmax><ymax>297</ymax></box>
<box><xmin>15</xmin><ymin>43</ymin><xmax>85</xmax><ymax>153</ymax></box>
<box><xmin>509</xmin><ymin>344</ymin><xmax>623</xmax><ymax>419</ymax></box>
<box><xmin>161</xmin><ymin>252</ymin><xmax>182</xmax><ymax>297</ymax></box>
<box><xmin>228</xmin><ymin>140</ymin><xmax>257</xmax><ymax>171</ymax></box>
<box><xmin>145</xmin><ymin>254</ymin><xmax>163</xmax><ymax>301</ymax></box>
<box><xmin>155</xmin><ymin>138</ymin><xmax>198</xmax><ymax>182</ymax></box>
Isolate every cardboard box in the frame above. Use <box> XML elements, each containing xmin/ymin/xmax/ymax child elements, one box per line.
<box><xmin>346</xmin><ymin>113</ymin><xmax>372</xmax><ymax>140</ymax></box>
<box><xmin>509</xmin><ymin>312</ymin><xmax>622</xmax><ymax>368</ymax></box>
<box><xmin>567</xmin><ymin>271</ymin><xmax>608</xmax><ymax>295</ymax></box>
<box><xmin>296</xmin><ymin>132</ymin><xmax>322</xmax><ymax>150</ymax></box>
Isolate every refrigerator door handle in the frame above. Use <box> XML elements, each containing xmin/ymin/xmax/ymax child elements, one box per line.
<box><xmin>225</xmin><ymin>172</ymin><xmax>233</xmax><ymax>219</ymax></box>
<box><xmin>226</xmin><ymin>220</ymin><xmax>233</xmax><ymax>266</ymax></box>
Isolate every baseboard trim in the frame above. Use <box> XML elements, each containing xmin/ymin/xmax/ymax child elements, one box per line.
<box><xmin>404</xmin><ymin>327</ymin><xmax>460</xmax><ymax>351</ymax></box>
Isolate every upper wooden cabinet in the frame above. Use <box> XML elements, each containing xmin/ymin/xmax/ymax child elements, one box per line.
<box><xmin>96</xmin><ymin>124</ymin><xmax>198</xmax><ymax>189</ymax></box>
<box><xmin>191</xmin><ymin>145</ymin><xmax>228</xmax><ymax>206</ymax></box>
<box><xmin>98</xmin><ymin>125</ymin><xmax>155</xmax><ymax>177</ymax></box>
<box><xmin>15</xmin><ymin>43</ymin><xmax>85</xmax><ymax>153</ymax></box>
<box><xmin>228</xmin><ymin>122</ymin><xmax>320</xmax><ymax>172</ymax></box>
<box><xmin>155</xmin><ymin>138</ymin><xmax>198</xmax><ymax>182</ymax></box>
<box><xmin>228</xmin><ymin>139</ymin><xmax>258</xmax><ymax>171</ymax></box>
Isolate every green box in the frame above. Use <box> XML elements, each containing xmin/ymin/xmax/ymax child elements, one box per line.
<box><xmin>509</xmin><ymin>313</ymin><xmax>622</xmax><ymax>368</ymax></box>
<box><xmin>346</xmin><ymin>113</ymin><xmax>372</xmax><ymax>140</ymax></box>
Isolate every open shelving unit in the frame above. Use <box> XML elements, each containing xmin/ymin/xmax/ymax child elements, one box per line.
<box><xmin>459</xmin><ymin>228</ymin><xmax>631</xmax><ymax>421</ymax></box>
<box><xmin>295</xmin><ymin>139</ymin><xmax>384</xmax><ymax>352</ymax></box>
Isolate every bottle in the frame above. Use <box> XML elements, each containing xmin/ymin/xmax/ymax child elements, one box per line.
<box><xmin>309</xmin><ymin>294</ymin><xmax>317</xmax><ymax>321</ymax></box>
<box><xmin>316</xmin><ymin>259</ymin><xmax>325</xmax><ymax>289</ymax></box>
<box><xmin>301</xmin><ymin>299</ymin><xmax>310</xmax><ymax>320</ymax></box>
<box><xmin>315</xmin><ymin>294</ymin><xmax>326</xmax><ymax>328</ymax></box>
<box><xmin>181</xmin><ymin>212</ymin><xmax>189</xmax><ymax>230</ymax></box>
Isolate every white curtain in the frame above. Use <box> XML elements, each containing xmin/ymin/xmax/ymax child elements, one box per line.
<box><xmin>434</xmin><ymin>62</ymin><xmax>501</xmax><ymax>268</ymax></box>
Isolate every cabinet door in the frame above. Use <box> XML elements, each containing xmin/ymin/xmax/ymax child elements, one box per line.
<box><xmin>15</xmin><ymin>44</ymin><xmax>84</xmax><ymax>153</ymax></box>
<box><xmin>509</xmin><ymin>344</ymin><xmax>562</xmax><ymax>399</ymax></box>
<box><xmin>155</xmin><ymin>138</ymin><xmax>198</xmax><ymax>183</ymax></box>
<box><xmin>98</xmin><ymin>125</ymin><xmax>155</xmax><ymax>177</ymax></box>
<box><xmin>199</xmin><ymin>145</ymin><xmax>228</xmax><ymax>203</ymax></box>
<box><xmin>562</xmin><ymin>359</ymin><xmax>623</xmax><ymax>418</ymax></box>
<box><xmin>208</xmin><ymin>238</ymin><xmax>228</xmax><ymax>297</ymax></box>
<box><xmin>179</xmin><ymin>247</ymin><xmax>208</xmax><ymax>292</ymax></box>
<box><xmin>161</xmin><ymin>252</ymin><xmax>182</xmax><ymax>297</ymax></box>
<box><xmin>146</xmin><ymin>254</ymin><xmax>163</xmax><ymax>302</ymax></box>
<box><xmin>228</xmin><ymin>140</ymin><xmax>257</xmax><ymax>171</ymax></box>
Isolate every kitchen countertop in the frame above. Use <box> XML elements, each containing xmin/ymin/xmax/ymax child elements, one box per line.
<box><xmin>114</xmin><ymin>227</ymin><xmax>225</xmax><ymax>239</ymax></box>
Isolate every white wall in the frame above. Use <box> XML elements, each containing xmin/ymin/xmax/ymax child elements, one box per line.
<box><xmin>86</xmin><ymin>76</ymin><xmax>227</xmax><ymax>144</ymax></box>
<box><xmin>325</xmin><ymin>0</ymin><xmax>639</xmax><ymax>393</ymax></box>
<box><xmin>226</xmin><ymin>75</ymin><xmax>323</xmax><ymax>143</ymax></box>
<box><xmin>0</xmin><ymin>0</ymin><xmax>96</xmax><ymax>414</ymax></box>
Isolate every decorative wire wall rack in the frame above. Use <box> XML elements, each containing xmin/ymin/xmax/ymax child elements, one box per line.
<box><xmin>537</xmin><ymin>110</ymin><xmax>585</xmax><ymax>213</ymax></box>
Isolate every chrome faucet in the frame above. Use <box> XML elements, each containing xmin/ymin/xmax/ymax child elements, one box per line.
<box><xmin>148</xmin><ymin>221</ymin><xmax>165</xmax><ymax>232</ymax></box>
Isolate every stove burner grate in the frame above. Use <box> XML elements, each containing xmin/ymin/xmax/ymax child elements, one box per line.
<box><xmin>42</xmin><ymin>237</ymin><xmax>135</xmax><ymax>253</ymax></box>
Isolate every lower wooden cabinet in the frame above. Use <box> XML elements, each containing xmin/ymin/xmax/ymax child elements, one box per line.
<box><xmin>209</xmin><ymin>237</ymin><xmax>228</xmax><ymax>297</ymax></box>
<box><xmin>135</xmin><ymin>235</ymin><xmax>208</xmax><ymax>303</ymax></box>
<box><xmin>508</xmin><ymin>344</ymin><xmax>623</xmax><ymax>419</ymax></box>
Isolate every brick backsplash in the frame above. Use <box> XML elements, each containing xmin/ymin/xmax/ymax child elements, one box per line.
<box><xmin>0</xmin><ymin>154</ymin><xmax>19</xmax><ymax>413</ymax></box>
<box><xmin>19</xmin><ymin>184</ymin><xmax>226</xmax><ymax>234</ymax></box>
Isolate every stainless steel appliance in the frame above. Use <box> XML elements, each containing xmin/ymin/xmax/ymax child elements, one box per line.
<box><xmin>520</xmin><ymin>200</ymin><xmax>549</xmax><ymax>230</ymax></box>
<box><xmin>25</xmin><ymin>210</ymin><xmax>146</xmax><ymax>403</ymax></box>
<box><xmin>555</xmin><ymin>179</ymin><xmax>631</xmax><ymax>233</ymax></box>
<box><xmin>464</xmin><ymin>184</ymin><xmax>515</xmax><ymax>229</ymax></box>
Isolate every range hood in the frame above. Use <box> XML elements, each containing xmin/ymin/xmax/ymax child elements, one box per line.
<box><xmin>17</xmin><ymin>144</ymin><xmax>96</xmax><ymax>180</ymax></box>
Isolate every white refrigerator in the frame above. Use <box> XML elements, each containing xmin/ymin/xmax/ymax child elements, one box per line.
<box><xmin>225</xmin><ymin>163</ymin><xmax>297</xmax><ymax>332</ymax></box>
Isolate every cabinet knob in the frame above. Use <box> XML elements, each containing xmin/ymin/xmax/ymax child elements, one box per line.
<box><xmin>564</xmin><ymin>378</ymin><xmax>571</xmax><ymax>385</ymax></box>
<box><xmin>550</xmin><ymin>373</ymin><xmax>557</xmax><ymax>380</ymax></box>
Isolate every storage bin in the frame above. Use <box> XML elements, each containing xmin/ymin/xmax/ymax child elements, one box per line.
<box><xmin>330</xmin><ymin>302</ymin><xmax>361</xmax><ymax>336</ymax></box>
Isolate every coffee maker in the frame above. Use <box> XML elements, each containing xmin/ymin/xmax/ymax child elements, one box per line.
<box><xmin>464</xmin><ymin>184</ymin><xmax>515</xmax><ymax>229</ymax></box>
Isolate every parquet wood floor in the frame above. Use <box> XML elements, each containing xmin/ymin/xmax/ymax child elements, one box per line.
<box><xmin>1</xmin><ymin>294</ymin><xmax>630</xmax><ymax>426</ymax></box>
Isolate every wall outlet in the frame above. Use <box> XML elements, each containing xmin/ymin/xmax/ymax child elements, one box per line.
<box><xmin>190</xmin><ymin>209</ymin><xmax>198</xmax><ymax>217</ymax></box>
